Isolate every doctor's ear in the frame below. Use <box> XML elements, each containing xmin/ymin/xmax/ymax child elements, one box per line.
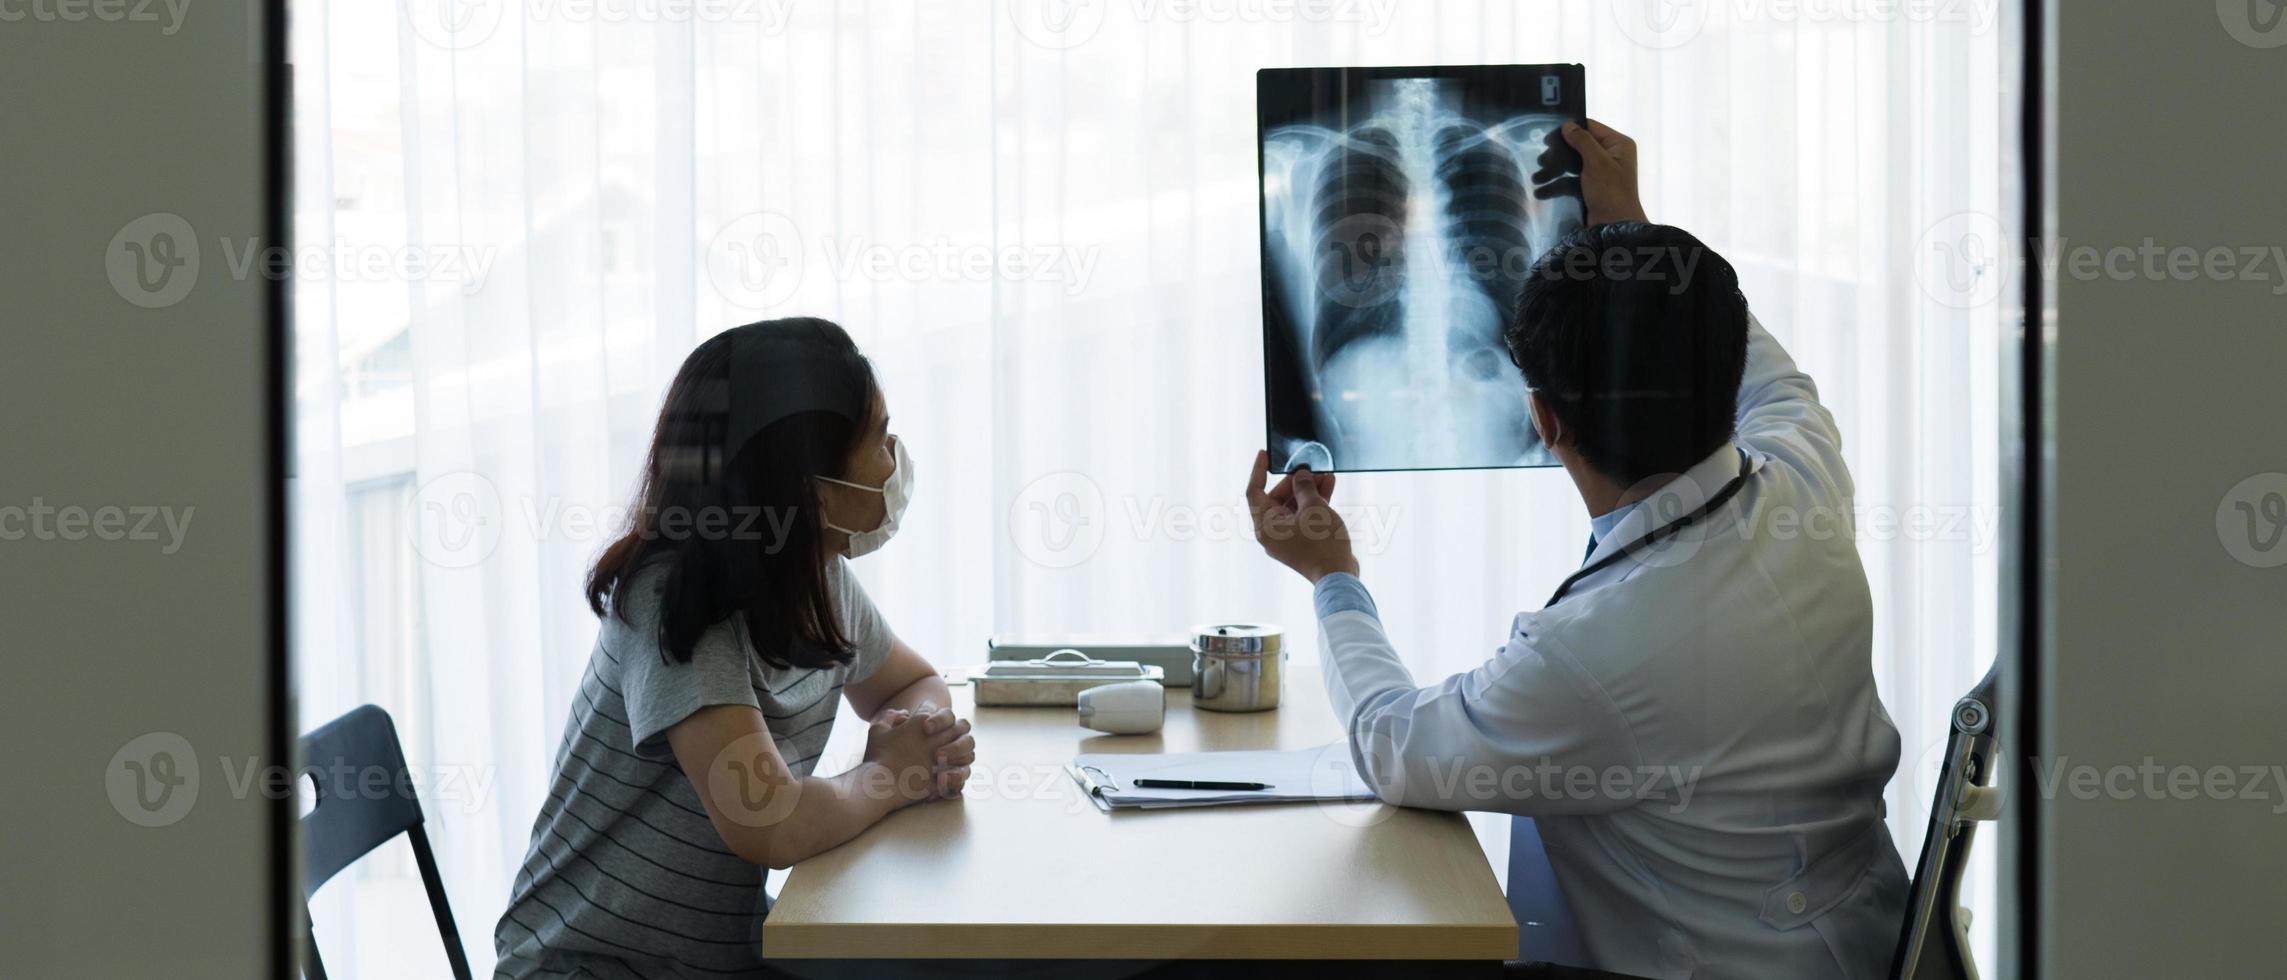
<box><xmin>1528</xmin><ymin>390</ymin><xmax>1569</xmax><ymax>450</ymax></box>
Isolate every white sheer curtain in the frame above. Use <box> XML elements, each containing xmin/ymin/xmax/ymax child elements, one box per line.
<box><xmin>290</xmin><ymin>1</ymin><xmax>2003</xmax><ymax>973</ymax></box>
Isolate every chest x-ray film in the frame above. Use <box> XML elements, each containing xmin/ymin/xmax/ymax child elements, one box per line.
<box><xmin>1259</xmin><ymin>65</ymin><xmax>1586</xmax><ymax>473</ymax></box>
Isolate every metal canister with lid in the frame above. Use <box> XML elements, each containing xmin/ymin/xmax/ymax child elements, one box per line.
<box><xmin>1189</xmin><ymin>624</ymin><xmax>1283</xmax><ymax>712</ymax></box>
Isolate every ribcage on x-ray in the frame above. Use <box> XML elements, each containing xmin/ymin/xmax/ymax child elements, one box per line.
<box><xmin>1433</xmin><ymin>123</ymin><xmax>1537</xmax><ymax>327</ymax></box>
<box><xmin>1301</xmin><ymin>120</ymin><xmax>1546</xmax><ymax>372</ymax></box>
<box><xmin>1261</xmin><ymin>94</ymin><xmax>1577</xmax><ymax>471</ymax></box>
<box><xmin>1308</xmin><ymin>126</ymin><xmax>1409</xmax><ymax>371</ymax></box>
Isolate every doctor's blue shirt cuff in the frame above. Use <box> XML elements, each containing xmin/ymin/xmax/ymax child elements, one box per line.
<box><xmin>1313</xmin><ymin>572</ymin><xmax>1380</xmax><ymax>621</ymax></box>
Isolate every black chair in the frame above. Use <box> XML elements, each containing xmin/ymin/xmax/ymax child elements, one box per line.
<box><xmin>1887</xmin><ymin>663</ymin><xmax>2001</xmax><ymax>980</ymax></box>
<box><xmin>300</xmin><ymin>704</ymin><xmax>475</xmax><ymax>980</ymax></box>
<box><xmin>1511</xmin><ymin>664</ymin><xmax>2005</xmax><ymax>980</ymax></box>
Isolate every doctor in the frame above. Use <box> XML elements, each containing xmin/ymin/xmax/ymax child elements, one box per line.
<box><xmin>1243</xmin><ymin>121</ymin><xmax>1907</xmax><ymax>979</ymax></box>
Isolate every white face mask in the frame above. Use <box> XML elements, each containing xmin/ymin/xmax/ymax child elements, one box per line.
<box><xmin>815</xmin><ymin>436</ymin><xmax>912</xmax><ymax>557</ymax></box>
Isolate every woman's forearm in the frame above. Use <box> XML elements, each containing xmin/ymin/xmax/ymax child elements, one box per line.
<box><xmin>845</xmin><ymin>640</ymin><xmax>954</xmax><ymax>720</ymax></box>
<box><xmin>736</xmin><ymin>762</ymin><xmax>908</xmax><ymax>870</ymax></box>
<box><xmin>671</xmin><ymin>705</ymin><xmax>922</xmax><ymax>870</ymax></box>
<box><xmin>871</xmin><ymin>671</ymin><xmax>953</xmax><ymax>718</ymax></box>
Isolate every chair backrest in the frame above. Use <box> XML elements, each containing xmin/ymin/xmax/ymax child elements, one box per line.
<box><xmin>299</xmin><ymin>704</ymin><xmax>474</xmax><ymax>980</ymax></box>
<box><xmin>1507</xmin><ymin>815</ymin><xmax>1596</xmax><ymax>967</ymax></box>
<box><xmin>1888</xmin><ymin>664</ymin><xmax>2002</xmax><ymax>980</ymax></box>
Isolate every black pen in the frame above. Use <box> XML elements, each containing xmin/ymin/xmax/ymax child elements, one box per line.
<box><xmin>1131</xmin><ymin>779</ymin><xmax>1271</xmax><ymax>791</ymax></box>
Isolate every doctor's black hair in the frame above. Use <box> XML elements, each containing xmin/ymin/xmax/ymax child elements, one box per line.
<box><xmin>585</xmin><ymin>317</ymin><xmax>880</xmax><ymax>670</ymax></box>
<box><xmin>1504</xmin><ymin>222</ymin><xmax>1749</xmax><ymax>485</ymax></box>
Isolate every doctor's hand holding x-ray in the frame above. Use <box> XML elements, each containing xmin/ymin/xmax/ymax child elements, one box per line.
<box><xmin>1242</xmin><ymin>455</ymin><xmax>1354</xmax><ymax>584</ymax></box>
<box><xmin>1242</xmin><ymin>122</ymin><xmax>1910</xmax><ymax>980</ymax></box>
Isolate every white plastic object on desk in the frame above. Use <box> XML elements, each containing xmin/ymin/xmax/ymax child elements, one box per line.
<box><xmin>1075</xmin><ymin>680</ymin><xmax>1166</xmax><ymax>735</ymax></box>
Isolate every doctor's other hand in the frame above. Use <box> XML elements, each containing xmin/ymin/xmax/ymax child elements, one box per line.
<box><xmin>1245</xmin><ymin>450</ymin><xmax>1360</xmax><ymax>585</ymax></box>
<box><xmin>1560</xmin><ymin>119</ymin><xmax>1648</xmax><ymax>227</ymax></box>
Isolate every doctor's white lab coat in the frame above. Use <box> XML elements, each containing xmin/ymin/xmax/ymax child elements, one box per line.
<box><xmin>1312</xmin><ymin>316</ymin><xmax>1908</xmax><ymax>979</ymax></box>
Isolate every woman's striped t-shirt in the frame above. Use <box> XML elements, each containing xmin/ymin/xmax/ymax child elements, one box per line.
<box><xmin>493</xmin><ymin>558</ymin><xmax>891</xmax><ymax>979</ymax></box>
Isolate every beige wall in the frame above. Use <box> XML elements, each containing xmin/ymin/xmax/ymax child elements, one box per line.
<box><xmin>7</xmin><ymin>2</ymin><xmax>2286</xmax><ymax>976</ymax></box>
<box><xmin>2040</xmin><ymin>1</ymin><xmax>2287</xmax><ymax>975</ymax></box>
<box><xmin>0</xmin><ymin>1</ymin><xmax>281</xmax><ymax>976</ymax></box>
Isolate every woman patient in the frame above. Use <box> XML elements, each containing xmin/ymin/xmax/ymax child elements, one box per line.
<box><xmin>495</xmin><ymin>317</ymin><xmax>974</xmax><ymax>979</ymax></box>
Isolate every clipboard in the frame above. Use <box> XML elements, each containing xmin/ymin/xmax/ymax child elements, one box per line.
<box><xmin>1066</xmin><ymin>743</ymin><xmax>1377</xmax><ymax>812</ymax></box>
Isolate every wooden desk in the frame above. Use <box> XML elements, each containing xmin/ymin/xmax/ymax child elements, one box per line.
<box><xmin>763</xmin><ymin>668</ymin><xmax>1517</xmax><ymax>963</ymax></box>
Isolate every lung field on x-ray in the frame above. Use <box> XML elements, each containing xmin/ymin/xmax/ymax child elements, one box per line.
<box><xmin>1260</xmin><ymin>68</ymin><xmax>1583</xmax><ymax>472</ymax></box>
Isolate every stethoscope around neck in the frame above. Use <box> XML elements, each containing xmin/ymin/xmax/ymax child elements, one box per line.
<box><xmin>1542</xmin><ymin>448</ymin><xmax>1755</xmax><ymax>608</ymax></box>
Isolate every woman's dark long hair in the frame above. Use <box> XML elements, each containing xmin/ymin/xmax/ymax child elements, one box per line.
<box><xmin>586</xmin><ymin>317</ymin><xmax>879</xmax><ymax>669</ymax></box>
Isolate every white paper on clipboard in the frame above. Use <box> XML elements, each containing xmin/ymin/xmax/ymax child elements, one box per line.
<box><xmin>1066</xmin><ymin>742</ymin><xmax>1377</xmax><ymax>812</ymax></box>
